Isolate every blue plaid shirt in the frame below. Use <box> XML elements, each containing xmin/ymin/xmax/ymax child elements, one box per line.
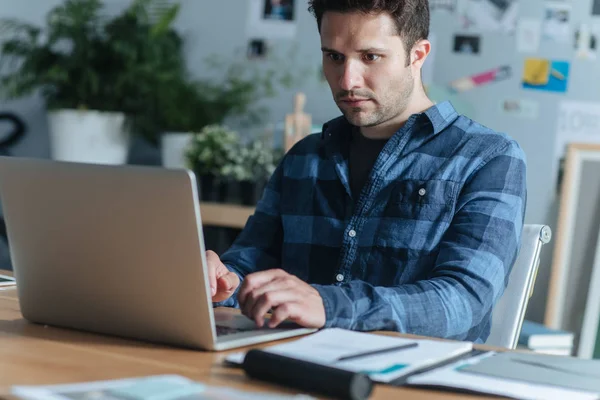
<box><xmin>218</xmin><ymin>101</ymin><xmax>526</xmax><ymax>343</ymax></box>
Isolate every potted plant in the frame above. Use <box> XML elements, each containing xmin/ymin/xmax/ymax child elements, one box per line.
<box><xmin>0</xmin><ymin>0</ymin><xmax>183</xmax><ymax>164</ymax></box>
<box><xmin>221</xmin><ymin>139</ymin><xmax>282</xmax><ymax>205</ymax></box>
<box><xmin>184</xmin><ymin>124</ymin><xmax>241</xmax><ymax>202</ymax></box>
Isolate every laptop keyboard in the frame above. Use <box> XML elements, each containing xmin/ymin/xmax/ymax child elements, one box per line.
<box><xmin>215</xmin><ymin>324</ymin><xmax>256</xmax><ymax>336</ymax></box>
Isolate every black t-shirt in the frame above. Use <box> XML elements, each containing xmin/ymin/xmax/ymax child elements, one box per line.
<box><xmin>349</xmin><ymin>127</ymin><xmax>389</xmax><ymax>201</ymax></box>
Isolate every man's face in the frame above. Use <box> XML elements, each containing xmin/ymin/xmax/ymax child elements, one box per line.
<box><xmin>320</xmin><ymin>12</ymin><xmax>415</xmax><ymax>127</ymax></box>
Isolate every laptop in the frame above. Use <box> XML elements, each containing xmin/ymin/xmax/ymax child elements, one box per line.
<box><xmin>0</xmin><ymin>156</ymin><xmax>315</xmax><ymax>351</ymax></box>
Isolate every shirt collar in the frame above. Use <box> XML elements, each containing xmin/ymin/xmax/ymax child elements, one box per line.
<box><xmin>422</xmin><ymin>101</ymin><xmax>459</xmax><ymax>135</ymax></box>
<box><xmin>321</xmin><ymin>101</ymin><xmax>459</xmax><ymax>139</ymax></box>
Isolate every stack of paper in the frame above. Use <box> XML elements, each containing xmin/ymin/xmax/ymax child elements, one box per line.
<box><xmin>226</xmin><ymin>328</ymin><xmax>473</xmax><ymax>383</ymax></box>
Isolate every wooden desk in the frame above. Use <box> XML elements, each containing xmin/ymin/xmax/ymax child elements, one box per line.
<box><xmin>199</xmin><ymin>202</ymin><xmax>254</xmax><ymax>229</ymax></box>
<box><xmin>0</xmin><ymin>287</ymin><xmax>498</xmax><ymax>399</ymax></box>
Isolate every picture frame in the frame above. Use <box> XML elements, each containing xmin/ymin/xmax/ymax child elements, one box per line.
<box><xmin>545</xmin><ymin>143</ymin><xmax>600</xmax><ymax>357</ymax></box>
<box><xmin>579</xmin><ymin>224</ymin><xmax>600</xmax><ymax>358</ymax></box>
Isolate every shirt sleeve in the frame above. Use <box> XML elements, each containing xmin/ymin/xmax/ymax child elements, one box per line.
<box><xmin>213</xmin><ymin>161</ymin><xmax>285</xmax><ymax>308</ymax></box>
<box><xmin>312</xmin><ymin>140</ymin><xmax>527</xmax><ymax>342</ymax></box>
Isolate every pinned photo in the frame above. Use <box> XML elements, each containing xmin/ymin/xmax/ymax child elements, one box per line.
<box><xmin>453</xmin><ymin>35</ymin><xmax>481</xmax><ymax>54</ymax></box>
<box><xmin>247</xmin><ymin>39</ymin><xmax>267</xmax><ymax>59</ymax></box>
<box><xmin>500</xmin><ymin>99</ymin><xmax>540</xmax><ymax>119</ymax></box>
<box><xmin>263</xmin><ymin>0</ymin><xmax>295</xmax><ymax>21</ymax></box>
<box><xmin>522</xmin><ymin>58</ymin><xmax>570</xmax><ymax>93</ymax></box>
<box><xmin>460</xmin><ymin>0</ymin><xmax>519</xmax><ymax>32</ymax></box>
<box><xmin>516</xmin><ymin>18</ymin><xmax>542</xmax><ymax>53</ymax></box>
<box><xmin>593</xmin><ymin>0</ymin><xmax>600</xmax><ymax>16</ymax></box>
<box><xmin>543</xmin><ymin>1</ymin><xmax>571</xmax><ymax>44</ymax></box>
<box><xmin>575</xmin><ymin>24</ymin><xmax>599</xmax><ymax>60</ymax></box>
<box><xmin>247</xmin><ymin>0</ymin><xmax>297</xmax><ymax>39</ymax></box>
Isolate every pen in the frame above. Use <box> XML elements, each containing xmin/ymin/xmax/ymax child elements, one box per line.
<box><xmin>336</xmin><ymin>342</ymin><xmax>418</xmax><ymax>362</ymax></box>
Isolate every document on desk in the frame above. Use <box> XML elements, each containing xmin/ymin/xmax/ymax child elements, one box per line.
<box><xmin>406</xmin><ymin>352</ymin><xmax>600</xmax><ymax>400</ymax></box>
<box><xmin>459</xmin><ymin>351</ymin><xmax>600</xmax><ymax>393</ymax></box>
<box><xmin>225</xmin><ymin>328</ymin><xmax>473</xmax><ymax>383</ymax></box>
<box><xmin>11</xmin><ymin>374</ymin><xmax>314</xmax><ymax>400</ymax></box>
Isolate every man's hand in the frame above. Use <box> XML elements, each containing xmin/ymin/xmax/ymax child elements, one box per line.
<box><xmin>238</xmin><ymin>269</ymin><xmax>326</xmax><ymax>329</ymax></box>
<box><xmin>206</xmin><ymin>250</ymin><xmax>240</xmax><ymax>302</ymax></box>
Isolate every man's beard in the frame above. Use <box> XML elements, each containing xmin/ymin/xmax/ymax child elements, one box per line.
<box><xmin>339</xmin><ymin>72</ymin><xmax>415</xmax><ymax>127</ymax></box>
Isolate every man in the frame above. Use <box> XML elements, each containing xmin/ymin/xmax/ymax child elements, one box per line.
<box><xmin>208</xmin><ymin>0</ymin><xmax>526</xmax><ymax>343</ymax></box>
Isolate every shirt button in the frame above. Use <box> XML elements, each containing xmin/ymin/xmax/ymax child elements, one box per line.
<box><xmin>336</xmin><ymin>274</ymin><xmax>344</xmax><ymax>282</ymax></box>
<box><xmin>418</xmin><ymin>188</ymin><xmax>427</xmax><ymax>196</ymax></box>
<box><xmin>348</xmin><ymin>229</ymin><xmax>357</xmax><ymax>238</ymax></box>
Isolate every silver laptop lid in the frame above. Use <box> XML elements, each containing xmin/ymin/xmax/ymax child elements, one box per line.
<box><xmin>0</xmin><ymin>157</ymin><xmax>218</xmax><ymax>349</ymax></box>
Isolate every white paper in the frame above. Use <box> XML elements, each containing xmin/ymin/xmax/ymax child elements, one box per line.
<box><xmin>500</xmin><ymin>99</ymin><xmax>540</xmax><ymax>119</ymax></box>
<box><xmin>555</xmin><ymin>101</ymin><xmax>600</xmax><ymax>158</ymax></box>
<box><xmin>543</xmin><ymin>1</ymin><xmax>572</xmax><ymax>44</ymax></box>
<box><xmin>575</xmin><ymin>24</ymin><xmax>600</xmax><ymax>60</ymax></box>
<box><xmin>517</xmin><ymin>18</ymin><xmax>542</xmax><ymax>53</ymax></box>
<box><xmin>246</xmin><ymin>0</ymin><xmax>297</xmax><ymax>39</ymax></box>
<box><xmin>407</xmin><ymin>353</ymin><xmax>599</xmax><ymax>400</ymax></box>
<box><xmin>460</xmin><ymin>0</ymin><xmax>519</xmax><ymax>32</ymax></box>
<box><xmin>12</xmin><ymin>375</ymin><xmax>312</xmax><ymax>400</ymax></box>
<box><xmin>226</xmin><ymin>328</ymin><xmax>473</xmax><ymax>383</ymax></box>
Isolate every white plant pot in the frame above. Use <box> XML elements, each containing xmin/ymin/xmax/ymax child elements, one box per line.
<box><xmin>47</xmin><ymin>109</ymin><xmax>129</xmax><ymax>165</ymax></box>
<box><xmin>161</xmin><ymin>132</ymin><xmax>193</xmax><ymax>169</ymax></box>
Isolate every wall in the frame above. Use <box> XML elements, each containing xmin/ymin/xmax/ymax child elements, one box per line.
<box><xmin>2</xmin><ymin>0</ymin><xmax>599</xmax><ymax>323</ymax></box>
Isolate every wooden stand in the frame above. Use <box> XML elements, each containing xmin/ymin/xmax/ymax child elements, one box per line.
<box><xmin>284</xmin><ymin>92</ymin><xmax>312</xmax><ymax>152</ymax></box>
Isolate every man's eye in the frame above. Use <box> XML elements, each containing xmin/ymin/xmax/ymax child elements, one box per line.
<box><xmin>364</xmin><ymin>54</ymin><xmax>380</xmax><ymax>62</ymax></box>
<box><xmin>328</xmin><ymin>53</ymin><xmax>344</xmax><ymax>62</ymax></box>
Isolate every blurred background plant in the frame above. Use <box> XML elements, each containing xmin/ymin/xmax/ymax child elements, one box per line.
<box><xmin>185</xmin><ymin>124</ymin><xmax>283</xmax><ymax>204</ymax></box>
<box><xmin>0</xmin><ymin>0</ymin><xmax>183</xmax><ymax>145</ymax></box>
<box><xmin>184</xmin><ymin>124</ymin><xmax>240</xmax><ymax>177</ymax></box>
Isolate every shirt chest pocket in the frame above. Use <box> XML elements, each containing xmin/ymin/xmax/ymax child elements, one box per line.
<box><xmin>384</xmin><ymin>179</ymin><xmax>458</xmax><ymax>223</ymax></box>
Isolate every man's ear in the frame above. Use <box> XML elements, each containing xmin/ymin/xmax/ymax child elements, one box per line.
<box><xmin>410</xmin><ymin>39</ymin><xmax>431</xmax><ymax>70</ymax></box>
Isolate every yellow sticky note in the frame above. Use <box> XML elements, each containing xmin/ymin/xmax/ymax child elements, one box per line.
<box><xmin>523</xmin><ymin>58</ymin><xmax>550</xmax><ymax>86</ymax></box>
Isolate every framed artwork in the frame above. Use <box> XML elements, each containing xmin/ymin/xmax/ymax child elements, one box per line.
<box><xmin>545</xmin><ymin>143</ymin><xmax>600</xmax><ymax>357</ymax></box>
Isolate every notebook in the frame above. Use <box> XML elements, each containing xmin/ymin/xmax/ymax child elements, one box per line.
<box><xmin>518</xmin><ymin>320</ymin><xmax>574</xmax><ymax>349</ymax></box>
<box><xmin>225</xmin><ymin>328</ymin><xmax>473</xmax><ymax>383</ymax></box>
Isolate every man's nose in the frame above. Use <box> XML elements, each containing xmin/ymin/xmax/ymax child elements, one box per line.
<box><xmin>339</xmin><ymin>61</ymin><xmax>363</xmax><ymax>91</ymax></box>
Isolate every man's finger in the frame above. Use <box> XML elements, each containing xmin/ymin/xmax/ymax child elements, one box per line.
<box><xmin>238</xmin><ymin>269</ymin><xmax>289</xmax><ymax>306</ymax></box>
<box><xmin>240</xmin><ymin>277</ymin><xmax>292</xmax><ymax>317</ymax></box>
<box><xmin>249</xmin><ymin>288</ymin><xmax>301</xmax><ymax>327</ymax></box>
<box><xmin>217</xmin><ymin>272</ymin><xmax>239</xmax><ymax>293</ymax></box>
<box><xmin>268</xmin><ymin>302</ymin><xmax>299</xmax><ymax>328</ymax></box>
<box><xmin>205</xmin><ymin>250</ymin><xmax>220</xmax><ymax>296</ymax></box>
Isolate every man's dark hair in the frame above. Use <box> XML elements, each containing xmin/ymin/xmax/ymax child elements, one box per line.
<box><xmin>308</xmin><ymin>0</ymin><xmax>430</xmax><ymax>62</ymax></box>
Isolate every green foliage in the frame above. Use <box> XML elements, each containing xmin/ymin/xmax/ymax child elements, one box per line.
<box><xmin>184</xmin><ymin>124</ymin><xmax>240</xmax><ymax>177</ymax></box>
<box><xmin>184</xmin><ymin>124</ymin><xmax>282</xmax><ymax>183</ymax></box>
<box><xmin>0</xmin><ymin>0</ymin><xmax>183</xmax><ymax>144</ymax></box>
<box><xmin>0</xmin><ymin>0</ymin><xmax>313</xmax><ymax>146</ymax></box>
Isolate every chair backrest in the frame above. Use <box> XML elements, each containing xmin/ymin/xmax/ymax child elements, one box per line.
<box><xmin>486</xmin><ymin>224</ymin><xmax>552</xmax><ymax>349</ymax></box>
